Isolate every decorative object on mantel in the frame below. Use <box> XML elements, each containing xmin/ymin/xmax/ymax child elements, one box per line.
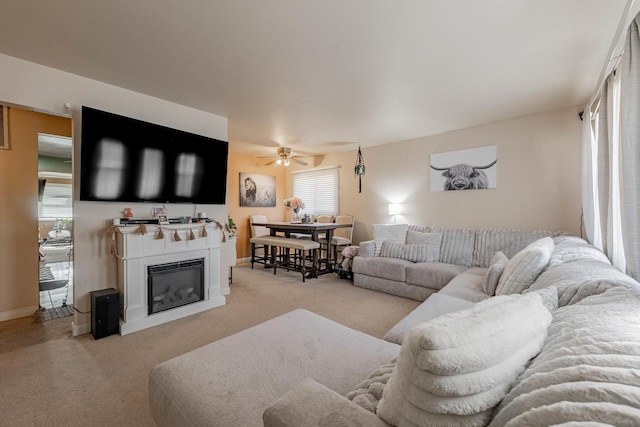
<box><xmin>173</xmin><ymin>230</ymin><xmax>182</xmax><ymax>241</ymax></box>
<box><xmin>354</xmin><ymin>146</ymin><xmax>365</xmax><ymax>193</ymax></box>
<box><xmin>157</xmin><ymin>227</ymin><xmax>165</xmax><ymax>239</ymax></box>
<box><xmin>189</xmin><ymin>229</ymin><xmax>196</xmax><ymax>240</ymax></box>
<box><xmin>123</xmin><ymin>207</ymin><xmax>134</xmax><ymax>218</ymax></box>
<box><xmin>137</xmin><ymin>224</ymin><xmax>147</xmax><ymax>235</ymax></box>
<box><xmin>201</xmin><ymin>225</ymin><xmax>208</xmax><ymax>238</ymax></box>
<box><xmin>284</xmin><ymin>197</ymin><xmax>305</xmax><ymax>222</ymax></box>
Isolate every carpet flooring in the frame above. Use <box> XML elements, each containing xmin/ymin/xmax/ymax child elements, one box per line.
<box><xmin>0</xmin><ymin>264</ymin><xmax>420</xmax><ymax>427</ymax></box>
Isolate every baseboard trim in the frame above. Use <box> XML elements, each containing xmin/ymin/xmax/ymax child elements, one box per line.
<box><xmin>0</xmin><ymin>305</ymin><xmax>39</xmax><ymax>322</ymax></box>
<box><xmin>72</xmin><ymin>321</ymin><xmax>91</xmax><ymax>337</ymax></box>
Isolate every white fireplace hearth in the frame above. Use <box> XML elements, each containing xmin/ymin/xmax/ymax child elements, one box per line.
<box><xmin>115</xmin><ymin>223</ymin><xmax>226</xmax><ymax>335</ymax></box>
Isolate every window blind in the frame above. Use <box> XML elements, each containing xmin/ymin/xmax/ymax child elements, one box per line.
<box><xmin>292</xmin><ymin>167</ymin><xmax>339</xmax><ymax>215</ymax></box>
<box><xmin>39</xmin><ymin>182</ymin><xmax>73</xmax><ymax>219</ymax></box>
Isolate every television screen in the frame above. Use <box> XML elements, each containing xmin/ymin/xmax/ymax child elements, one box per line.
<box><xmin>80</xmin><ymin>106</ymin><xmax>228</xmax><ymax>204</ymax></box>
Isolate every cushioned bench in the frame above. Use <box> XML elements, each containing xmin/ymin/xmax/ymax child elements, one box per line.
<box><xmin>250</xmin><ymin>236</ymin><xmax>320</xmax><ymax>282</ymax></box>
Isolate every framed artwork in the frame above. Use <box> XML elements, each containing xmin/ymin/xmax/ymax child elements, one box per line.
<box><xmin>240</xmin><ymin>173</ymin><xmax>276</xmax><ymax>207</ymax></box>
<box><xmin>157</xmin><ymin>214</ymin><xmax>169</xmax><ymax>225</ymax></box>
<box><xmin>430</xmin><ymin>145</ymin><xmax>497</xmax><ymax>192</ymax></box>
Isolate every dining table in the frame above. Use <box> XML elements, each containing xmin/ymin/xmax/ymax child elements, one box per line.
<box><xmin>250</xmin><ymin>221</ymin><xmax>353</xmax><ymax>275</ymax></box>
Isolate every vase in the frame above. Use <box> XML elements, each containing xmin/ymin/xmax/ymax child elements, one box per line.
<box><xmin>291</xmin><ymin>210</ymin><xmax>302</xmax><ymax>223</ymax></box>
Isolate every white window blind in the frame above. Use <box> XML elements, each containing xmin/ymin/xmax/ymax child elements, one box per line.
<box><xmin>39</xmin><ymin>183</ymin><xmax>73</xmax><ymax>219</ymax></box>
<box><xmin>292</xmin><ymin>167</ymin><xmax>339</xmax><ymax>216</ymax></box>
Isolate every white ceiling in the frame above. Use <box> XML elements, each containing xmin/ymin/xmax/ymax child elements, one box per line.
<box><xmin>0</xmin><ymin>1</ymin><xmax>632</xmax><ymax>157</ymax></box>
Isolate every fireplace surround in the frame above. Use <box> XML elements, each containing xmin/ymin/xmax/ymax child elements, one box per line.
<box><xmin>115</xmin><ymin>223</ymin><xmax>226</xmax><ymax>335</ymax></box>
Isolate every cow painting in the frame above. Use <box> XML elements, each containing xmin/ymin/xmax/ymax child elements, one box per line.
<box><xmin>430</xmin><ymin>160</ymin><xmax>497</xmax><ymax>191</ymax></box>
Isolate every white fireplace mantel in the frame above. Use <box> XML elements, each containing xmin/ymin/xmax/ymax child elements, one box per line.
<box><xmin>115</xmin><ymin>223</ymin><xmax>226</xmax><ymax>335</ymax></box>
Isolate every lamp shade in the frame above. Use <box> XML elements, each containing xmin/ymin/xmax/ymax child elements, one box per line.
<box><xmin>388</xmin><ymin>203</ymin><xmax>403</xmax><ymax>216</ymax></box>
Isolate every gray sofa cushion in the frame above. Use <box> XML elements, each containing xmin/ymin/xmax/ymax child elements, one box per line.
<box><xmin>440</xmin><ymin>267</ymin><xmax>491</xmax><ymax>303</ymax></box>
<box><xmin>472</xmin><ymin>228</ymin><xmax>562</xmax><ymax>268</ymax></box>
<box><xmin>352</xmin><ymin>256</ymin><xmax>413</xmax><ymax>282</ymax></box>
<box><xmin>405</xmin><ymin>263</ymin><xmax>468</xmax><ymax>290</ymax></box>
<box><xmin>430</xmin><ymin>226</ymin><xmax>476</xmax><ymax>267</ymax></box>
<box><xmin>383</xmin><ymin>293</ymin><xmax>476</xmax><ymax>345</ymax></box>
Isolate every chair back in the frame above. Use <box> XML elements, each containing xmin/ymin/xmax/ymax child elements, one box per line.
<box><xmin>249</xmin><ymin>214</ymin><xmax>269</xmax><ymax>237</ymax></box>
<box><xmin>333</xmin><ymin>214</ymin><xmax>354</xmax><ymax>240</ymax></box>
<box><xmin>316</xmin><ymin>215</ymin><xmax>333</xmax><ymax>223</ymax></box>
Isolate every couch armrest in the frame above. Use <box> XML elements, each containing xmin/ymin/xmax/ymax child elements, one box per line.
<box><xmin>263</xmin><ymin>378</ymin><xmax>389</xmax><ymax>427</ymax></box>
<box><xmin>358</xmin><ymin>240</ymin><xmax>375</xmax><ymax>257</ymax></box>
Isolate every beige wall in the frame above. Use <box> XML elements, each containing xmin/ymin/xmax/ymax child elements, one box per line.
<box><xmin>288</xmin><ymin>107</ymin><xmax>583</xmax><ymax>245</ymax></box>
<box><xmin>227</xmin><ymin>152</ymin><xmax>286</xmax><ymax>259</ymax></box>
<box><xmin>0</xmin><ymin>54</ymin><xmax>228</xmax><ymax>334</ymax></box>
<box><xmin>0</xmin><ymin>108</ymin><xmax>72</xmax><ymax>318</ymax></box>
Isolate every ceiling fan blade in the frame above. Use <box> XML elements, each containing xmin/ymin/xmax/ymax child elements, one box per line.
<box><xmin>292</xmin><ymin>158</ymin><xmax>308</xmax><ymax>166</ymax></box>
<box><xmin>263</xmin><ymin>159</ymin><xmax>277</xmax><ymax>166</ymax></box>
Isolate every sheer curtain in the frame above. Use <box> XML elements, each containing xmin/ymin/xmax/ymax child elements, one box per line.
<box><xmin>582</xmin><ymin>15</ymin><xmax>640</xmax><ymax>280</ymax></box>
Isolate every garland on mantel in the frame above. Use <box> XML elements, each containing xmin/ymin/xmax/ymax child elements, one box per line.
<box><xmin>107</xmin><ymin>220</ymin><xmax>230</xmax><ymax>257</ymax></box>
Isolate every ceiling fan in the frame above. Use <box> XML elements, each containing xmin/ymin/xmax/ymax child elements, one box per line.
<box><xmin>261</xmin><ymin>147</ymin><xmax>308</xmax><ymax>166</ymax></box>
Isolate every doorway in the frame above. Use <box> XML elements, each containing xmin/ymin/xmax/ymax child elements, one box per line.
<box><xmin>37</xmin><ymin>133</ymin><xmax>73</xmax><ymax>316</ymax></box>
<box><xmin>0</xmin><ymin>105</ymin><xmax>72</xmax><ymax>322</ymax></box>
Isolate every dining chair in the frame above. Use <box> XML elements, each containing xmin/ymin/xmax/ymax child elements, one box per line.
<box><xmin>249</xmin><ymin>215</ymin><xmax>271</xmax><ymax>266</ymax></box>
<box><xmin>326</xmin><ymin>214</ymin><xmax>355</xmax><ymax>265</ymax></box>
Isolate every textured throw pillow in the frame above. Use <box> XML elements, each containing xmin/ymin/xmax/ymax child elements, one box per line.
<box><xmin>483</xmin><ymin>251</ymin><xmax>509</xmax><ymax>296</ymax></box>
<box><xmin>345</xmin><ymin>358</ymin><xmax>397</xmax><ymax>413</ymax></box>
<box><xmin>406</xmin><ymin>230</ymin><xmax>442</xmax><ymax>259</ymax></box>
<box><xmin>495</xmin><ymin>237</ymin><xmax>554</xmax><ymax>296</ymax></box>
<box><xmin>372</xmin><ymin>224</ymin><xmax>408</xmax><ymax>256</ymax></box>
<box><xmin>380</xmin><ymin>242</ymin><xmax>439</xmax><ymax>263</ymax></box>
<box><xmin>377</xmin><ymin>289</ymin><xmax>556</xmax><ymax>427</ymax></box>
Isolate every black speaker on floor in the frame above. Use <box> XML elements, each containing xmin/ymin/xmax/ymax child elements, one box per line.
<box><xmin>91</xmin><ymin>288</ymin><xmax>120</xmax><ymax>339</ymax></box>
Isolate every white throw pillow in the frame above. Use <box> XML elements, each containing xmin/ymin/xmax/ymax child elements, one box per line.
<box><xmin>377</xmin><ymin>290</ymin><xmax>556</xmax><ymax>427</ymax></box>
<box><xmin>372</xmin><ymin>224</ymin><xmax>408</xmax><ymax>256</ymax></box>
<box><xmin>483</xmin><ymin>251</ymin><xmax>509</xmax><ymax>296</ymax></box>
<box><xmin>495</xmin><ymin>237</ymin><xmax>554</xmax><ymax>296</ymax></box>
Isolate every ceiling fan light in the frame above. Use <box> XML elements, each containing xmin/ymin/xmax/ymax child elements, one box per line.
<box><xmin>276</xmin><ymin>158</ymin><xmax>282</xmax><ymax>165</ymax></box>
<box><xmin>284</xmin><ymin>159</ymin><xmax>291</xmax><ymax>166</ymax></box>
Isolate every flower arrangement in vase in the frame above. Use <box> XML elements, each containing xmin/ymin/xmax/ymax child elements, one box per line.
<box><xmin>284</xmin><ymin>197</ymin><xmax>305</xmax><ymax>223</ymax></box>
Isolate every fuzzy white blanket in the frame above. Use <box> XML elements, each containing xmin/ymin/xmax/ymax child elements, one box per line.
<box><xmin>489</xmin><ymin>286</ymin><xmax>640</xmax><ymax>427</ymax></box>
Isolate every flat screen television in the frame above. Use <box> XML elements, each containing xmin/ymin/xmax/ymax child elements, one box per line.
<box><xmin>80</xmin><ymin>106</ymin><xmax>228</xmax><ymax>204</ymax></box>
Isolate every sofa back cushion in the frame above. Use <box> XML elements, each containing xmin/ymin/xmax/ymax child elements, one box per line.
<box><xmin>490</xmin><ymin>286</ymin><xmax>640</xmax><ymax>426</ymax></box>
<box><xmin>472</xmin><ymin>228</ymin><xmax>562</xmax><ymax>268</ymax></box>
<box><xmin>372</xmin><ymin>224</ymin><xmax>409</xmax><ymax>256</ymax></box>
<box><xmin>377</xmin><ymin>289</ymin><xmax>556</xmax><ymax>427</ymax></box>
<box><xmin>429</xmin><ymin>226</ymin><xmax>476</xmax><ymax>267</ymax></box>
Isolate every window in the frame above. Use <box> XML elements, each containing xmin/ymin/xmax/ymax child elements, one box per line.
<box><xmin>39</xmin><ymin>182</ymin><xmax>72</xmax><ymax>219</ymax></box>
<box><xmin>292</xmin><ymin>166</ymin><xmax>339</xmax><ymax>216</ymax></box>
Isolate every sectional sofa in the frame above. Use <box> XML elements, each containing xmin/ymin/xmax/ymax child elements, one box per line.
<box><xmin>148</xmin><ymin>225</ymin><xmax>640</xmax><ymax>426</ymax></box>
